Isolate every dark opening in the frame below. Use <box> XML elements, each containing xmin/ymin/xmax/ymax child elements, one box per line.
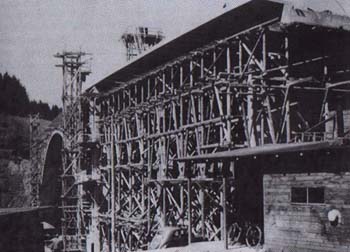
<box><xmin>291</xmin><ymin>187</ymin><xmax>307</xmax><ymax>203</ymax></box>
<box><xmin>291</xmin><ymin>187</ymin><xmax>325</xmax><ymax>204</ymax></box>
<box><xmin>40</xmin><ymin>133</ymin><xmax>63</xmax><ymax>229</ymax></box>
<box><xmin>308</xmin><ymin>187</ymin><xmax>324</xmax><ymax>204</ymax></box>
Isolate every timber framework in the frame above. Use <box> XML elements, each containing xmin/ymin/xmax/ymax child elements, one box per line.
<box><xmin>53</xmin><ymin>1</ymin><xmax>350</xmax><ymax>251</ymax></box>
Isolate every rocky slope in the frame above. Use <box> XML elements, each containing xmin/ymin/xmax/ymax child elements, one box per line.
<box><xmin>0</xmin><ymin>114</ymin><xmax>50</xmax><ymax>208</ymax></box>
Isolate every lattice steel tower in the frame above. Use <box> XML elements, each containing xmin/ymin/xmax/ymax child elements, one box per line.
<box><xmin>55</xmin><ymin>51</ymin><xmax>91</xmax><ymax>252</ymax></box>
<box><xmin>121</xmin><ymin>27</ymin><xmax>164</xmax><ymax>61</ymax></box>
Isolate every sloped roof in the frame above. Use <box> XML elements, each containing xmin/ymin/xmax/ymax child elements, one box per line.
<box><xmin>89</xmin><ymin>0</ymin><xmax>350</xmax><ymax>94</ymax></box>
<box><xmin>90</xmin><ymin>0</ymin><xmax>284</xmax><ymax>93</ymax></box>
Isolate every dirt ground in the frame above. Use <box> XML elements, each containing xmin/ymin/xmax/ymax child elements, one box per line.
<box><xmin>148</xmin><ymin>241</ymin><xmax>266</xmax><ymax>252</ymax></box>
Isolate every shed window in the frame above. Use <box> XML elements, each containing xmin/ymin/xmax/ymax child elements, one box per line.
<box><xmin>291</xmin><ymin>187</ymin><xmax>324</xmax><ymax>204</ymax></box>
<box><xmin>308</xmin><ymin>187</ymin><xmax>324</xmax><ymax>203</ymax></box>
<box><xmin>291</xmin><ymin>187</ymin><xmax>307</xmax><ymax>203</ymax></box>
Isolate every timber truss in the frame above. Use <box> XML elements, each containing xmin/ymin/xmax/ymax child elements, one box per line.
<box><xmin>62</xmin><ymin>13</ymin><xmax>350</xmax><ymax>252</ymax></box>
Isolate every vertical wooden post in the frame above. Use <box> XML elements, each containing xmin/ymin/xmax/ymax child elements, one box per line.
<box><xmin>188</xmin><ymin>177</ymin><xmax>192</xmax><ymax>245</ymax></box>
<box><xmin>190</xmin><ymin>60</ymin><xmax>193</xmax><ymax>87</ymax></box>
<box><xmin>171</xmin><ymin>66</ymin><xmax>174</xmax><ymax>93</ymax></box>
<box><xmin>213</xmin><ymin>49</ymin><xmax>217</xmax><ymax>77</ymax></box>
<box><xmin>247</xmin><ymin>73</ymin><xmax>256</xmax><ymax>147</ymax></box>
<box><xmin>239</xmin><ymin>39</ymin><xmax>250</xmax><ymax>145</ymax></box>
<box><xmin>223</xmin><ymin>176</ymin><xmax>227</xmax><ymax>249</ymax></box>
<box><xmin>180</xmin><ymin>65</ymin><xmax>184</xmax><ymax>162</ymax></box>
<box><xmin>117</xmin><ymin>133</ymin><xmax>121</xmax><ymax>251</ymax></box>
<box><xmin>154</xmin><ymin>75</ymin><xmax>157</xmax><ymax>98</ymax></box>
<box><xmin>180</xmin><ymin>182</ymin><xmax>184</xmax><ymax>225</ymax></box>
<box><xmin>198</xmin><ymin>55</ymin><xmax>205</xmax><ymax>156</ymax></box>
<box><xmin>239</xmin><ymin>40</ymin><xmax>243</xmax><ymax>74</ymax></box>
<box><xmin>111</xmin><ymin>118</ymin><xmax>116</xmax><ymax>252</ymax></box>
<box><xmin>226</xmin><ymin>46</ymin><xmax>232</xmax><ymax>144</ymax></box>
<box><xmin>147</xmin><ymin>78</ymin><xmax>151</xmax><ymax>99</ymax></box>
<box><xmin>261</xmin><ymin>32</ymin><xmax>266</xmax><ymax>145</ymax></box>
<box><xmin>200</xmin><ymin>186</ymin><xmax>205</xmax><ymax>238</ymax></box>
<box><xmin>285</xmin><ymin>36</ymin><xmax>291</xmax><ymax>143</ymax></box>
<box><xmin>179</xmin><ymin>65</ymin><xmax>185</xmax><ymax>225</ymax></box>
<box><xmin>147</xmin><ymin>140</ymin><xmax>152</xmax><ymax>249</ymax></box>
<box><xmin>200</xmin><ymin>56</ymin><xmax>204</xmax><ymax>78</ymax></box>
<box><xmin>261</xmin><ymin>113</ymin><xmax>265</xmax><ymax>145</ymax></box>
<box><xmin>162</xmin><ymin>184</ymin><xmax>166</xmax><ymax>227</ymax></box>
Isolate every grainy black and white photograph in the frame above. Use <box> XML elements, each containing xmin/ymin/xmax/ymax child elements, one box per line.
<box><xmin>0</xmin><ymin>0</ymin><xmax>350</xmax><ymax>251</ymax></box>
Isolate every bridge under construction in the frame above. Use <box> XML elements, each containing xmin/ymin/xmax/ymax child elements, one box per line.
<box><xmin>36</xmin><ymin>1</ymin><xmax>350</xmax><ymax>251</ymax></box>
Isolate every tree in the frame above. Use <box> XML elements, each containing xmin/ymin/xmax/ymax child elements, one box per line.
<box><xmin>0</xmin><ymin>72</ymin><xmax>61</xmax><ymax>120</ymax></box>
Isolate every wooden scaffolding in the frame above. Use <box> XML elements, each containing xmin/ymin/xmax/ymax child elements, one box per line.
<box><xmin>57</xmin><ymin>1</ymin><xmax>350</xmax><ymax>251</ymax></box>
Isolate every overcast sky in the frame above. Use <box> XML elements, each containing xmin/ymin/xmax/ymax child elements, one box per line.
<box><xmin>1</xmin><ymin>0</ymin><xmax>350</xmax><ymax>106</ymax></box>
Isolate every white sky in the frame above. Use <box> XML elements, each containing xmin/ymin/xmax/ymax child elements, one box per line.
<box><xmin>0</xmin><ymin>0</ymin><xmax>350</xmax><ymax>106</ymax></box>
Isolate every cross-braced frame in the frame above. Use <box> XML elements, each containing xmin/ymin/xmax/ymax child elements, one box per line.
<box><xmin>61</xmin><ymin>6</ymin><xmax>350</xmax><ymax>252</ymax></box>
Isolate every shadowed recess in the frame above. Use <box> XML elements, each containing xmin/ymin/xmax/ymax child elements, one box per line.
<box><xmin>39</xmin><ymin>133</ymin><xmax>63</xmax><ymax>229</ymax></box>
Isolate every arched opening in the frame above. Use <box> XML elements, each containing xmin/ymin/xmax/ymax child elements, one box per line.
<box><xmin>40</xmin><ymin>133</ymin><xmax>63</xmax><ymax>229</ymax></box>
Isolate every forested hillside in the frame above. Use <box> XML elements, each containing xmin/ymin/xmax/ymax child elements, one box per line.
<box><xmin>0</xmin><ymin>72</ymin><xmax>61</xmax><ymax>120</ymax></box>
<box><xmin>0</xmin><ymin>72</ymin><xmax>57</xmax><ymax>208</ymax></box>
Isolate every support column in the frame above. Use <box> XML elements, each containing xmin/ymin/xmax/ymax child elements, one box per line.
<box><xmin>111</xmin><ymin>118</ymin><xmax>115</xmax><ymax>252</ymax></box>
<box><xmin>222</xmin><ymin>176</ymin><xmax>227</xmax><ymax>249</ymax></box>
<box><xmin>285</xmin><ymin>36</ymin><xmax>291</xmax><ymax>143</ymax></box>
<box><xmin>226</xmin><ymin>46</ymin><xmax>232</xmax><ymax>145</ymax></box>
<box><xmin>187</xmin><ymin>177</ymin><xmax>192</xmax><ymax>245</ymax></box>
<box><xmin>247</xmin><ymin>73</ymin><xmax>257</xmax><ymax>147</ymax></box>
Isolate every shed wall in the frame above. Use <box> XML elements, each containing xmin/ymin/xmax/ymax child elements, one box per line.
<box><xmin>264</xmin><ymin>172</ymin><xmax>350</xmax><ymax>252</ymax></box>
